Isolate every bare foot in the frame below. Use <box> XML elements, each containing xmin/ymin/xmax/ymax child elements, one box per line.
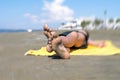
<box><xmin>43</xmin><ymin>24</ymin><xmax>58</xmax><ymax>39</ymax></box>
<box><xmin>43</xmin><ymin>24</ymin><xmax>53</xmax><ymax>52</ymax></box>
<box><xmin>43</xmin><ymin>24</ymin><xmax>52</xmax><ymax>32</ymax></box>
<box><xmin>43</xmin><ymin>24</ymin><xmax>53</xmax><ymax>39</ymax></box>
<box><xmin>46</xmin><ymin>44</ymin><xmax>53</xmax><ymax>52</ymax></box>
<box><xmin>43</xmin><ymin>24</ymin><xmax>60</xmax><ymax>54</ymax></box>
<box><xmin>51</xmin><ymin>37</ymin><xmax>70</xmax><ymax>59</ymax></box>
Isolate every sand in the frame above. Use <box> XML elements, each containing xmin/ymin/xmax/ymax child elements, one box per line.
<box><xmin>0</xmin><ymin>30</ymin><xmax>120</xmax><ymax>80</ymax></box>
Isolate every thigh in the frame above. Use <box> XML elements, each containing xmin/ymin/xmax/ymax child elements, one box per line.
<box><xmin>60</xmin><ymin>31</ymin><xmax>78</xmax><ymax>47</ymax></box>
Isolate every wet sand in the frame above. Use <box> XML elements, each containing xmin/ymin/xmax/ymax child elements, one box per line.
<box><xmin>0</xmin><ymin>30</ymin><xmax>120</xmax><ymax>80</ymax></box>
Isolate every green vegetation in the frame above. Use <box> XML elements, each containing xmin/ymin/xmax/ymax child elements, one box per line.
<box><xmin>81</xmin><ymin>20</ymin><xmax>91</xmax><ymax>28</ymax></box>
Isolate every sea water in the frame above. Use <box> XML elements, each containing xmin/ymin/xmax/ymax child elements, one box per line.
<box><xmin>0</xmin><ymin>29</ymin><xmax>41</xmax><ymax>33</ymax></box>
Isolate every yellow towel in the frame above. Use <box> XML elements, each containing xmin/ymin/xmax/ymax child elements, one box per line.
<box><xmin>25</xmin><ymin>41</ymin><xmax>120</xmax><ymax>56</ymax></box>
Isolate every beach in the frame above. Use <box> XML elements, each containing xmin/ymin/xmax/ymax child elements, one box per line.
<box><xmin>0</xmin><ymin>30</ymin><xmax>120</xmax><ymax>80</ymax></box>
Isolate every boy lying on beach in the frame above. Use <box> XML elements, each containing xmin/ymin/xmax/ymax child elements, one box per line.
<box><xmin>43</xmin><ymin>24</ymin><xmax>106</xmax><ymax>59</ymax></box>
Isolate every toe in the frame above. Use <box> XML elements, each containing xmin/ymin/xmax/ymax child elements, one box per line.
<box><xmin>43</xmin><ymin>24</ymin><xmax>49</xmax><ymax>31</ymax></box>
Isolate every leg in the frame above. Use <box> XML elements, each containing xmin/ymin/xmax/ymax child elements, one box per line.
<box><xmin>88</xmin><ymin>39</ymin><xmax>106</xmax><ymax>47</ymax></box>
<box><xmin>60</xmin><ymin>31</ymin><xmax>78</xmax><ymax>48</ymax></box>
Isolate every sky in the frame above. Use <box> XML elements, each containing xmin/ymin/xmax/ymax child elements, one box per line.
<box><xmin>0</xmin><ymin>0</ymin><xmax>120</xmax><ymax>29</ymax></box>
